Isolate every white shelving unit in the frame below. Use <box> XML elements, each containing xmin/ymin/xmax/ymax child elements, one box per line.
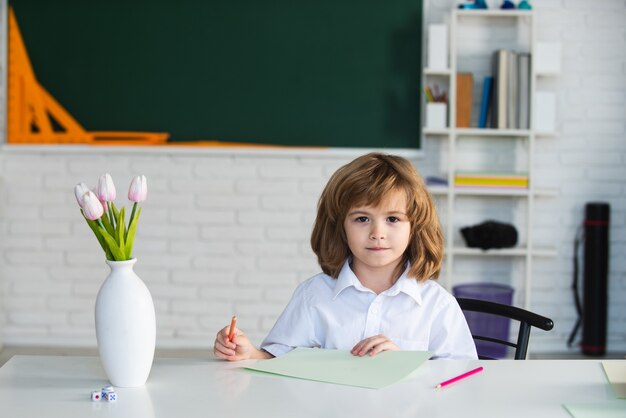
<box><xmin>423</xmin><ymin>9</ymin><xmax>558</xmax><ymax>309</ymax></box>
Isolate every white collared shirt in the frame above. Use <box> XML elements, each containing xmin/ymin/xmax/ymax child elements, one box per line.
<box><xmin>261</xmin><ymin>261</ymin><xmax>478</xmax><ymax>359</ymax></box>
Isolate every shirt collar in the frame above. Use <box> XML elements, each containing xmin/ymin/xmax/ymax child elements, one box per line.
<box><xmin>384</xmin><ymin>267</ymin><xmax>423</xmax><ymax>305</ymax></box>
<box><xmin>332</xmin><ymin>260</ymin><xmax>423</xmax><ymax>305</ymax></box>
<box><xmin>332</xmin><ymin>260</ymin><xmax>364</xmax><ymax>299</ymax></box>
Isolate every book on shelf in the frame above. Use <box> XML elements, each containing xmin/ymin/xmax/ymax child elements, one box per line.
<box><xmin>426</xmin><ymin>176</ymin><xmax>449</xmax><ymax>187</ymax></box>
<box><xmin>507</xmin><ymin>50</ymin><xmax>518</xmax><ymax>129</ymax></box>
<box><xmin>456</xmin><ymin>72</ymin><xmax>473</xmax><ymax>128</ymax></box>
<box><xmin>454</xmin><ymin>171</ymin><xmax>529</xmax><ymax>188</ymax></box>
<box><xmin>478</xmin><ymin>76</ymin><xmax>493</xmax><ymax>129</ymax></box>
<box><xmin>455</xmin><ymin>173</ymin><xmax>528</xmax><ymax>181</ymax></box>
<box><xmin>493</xmin><ymin>49</ymin><xmax>508</xmax><ymax>129</ymax></box>
<box><xmin>517</xmin><ymin>53</ymin><xmax>531</xmax><ymax>130</ymax></box>
<box><xmin>455</xmin><ymin>179</ymin><xmax>528</xmax><ymax>188</ymax></box>
<box><xmin>489</xmin><ymin>49</ymin><xmax>531</xmax><ymax>130</ymax></box>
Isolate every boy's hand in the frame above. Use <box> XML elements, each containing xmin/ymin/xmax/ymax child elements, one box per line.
<box><xmin>351</xmin><ymin>334</ymin><xmax>399</xmax><ymax>357</ymax></box>
<box><xmin>213</xmin><ymin>326</ymin><xmax>273</xmax><ymax>361</ymax></box>
<box><xmin>213</xmin><ymin>325</ymin><xmax>251</xmax><ymax>361</ymax></box>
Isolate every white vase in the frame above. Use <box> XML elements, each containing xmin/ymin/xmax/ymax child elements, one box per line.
<box><xmin>95</xmin><ymin>258</ymin><xmax>156</xmax><ymax>387</ymax></box>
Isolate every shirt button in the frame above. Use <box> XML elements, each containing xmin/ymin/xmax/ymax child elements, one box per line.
<box><xmin>371</xmin><ymin>308</ymin><xmax>378</xmax><ymax>314</ymax></box>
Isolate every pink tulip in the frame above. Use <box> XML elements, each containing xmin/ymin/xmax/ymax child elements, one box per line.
<box><xmin>96</xmin><ymin>173</ymin><xmax>116</xmax><ymax>202</ymax></box>
<box><xmin>74</xmin><ymin>182</ymin><xmax>90</xmax><ymax>208</ymax></box>
<box><xmin>128</xmin><ymin>175</ymin><xmax>148</xmax><ymax>202</ymax></box>
<box><xmin>82</xmin><ymin>191</ymin><xmax>104</xmax><ymax>220</ymax></box>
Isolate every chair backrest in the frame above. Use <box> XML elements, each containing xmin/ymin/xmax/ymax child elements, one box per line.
<box><xmin>456</xmin><ymin>297</ymin><xmax>554</xmax><ymax>360</ymax></box>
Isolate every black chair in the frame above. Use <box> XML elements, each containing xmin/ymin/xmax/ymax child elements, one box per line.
<box><xmin>456</xmin><ymin>297</ymin><xmax>554</xmax><ymax>360</ymax></box>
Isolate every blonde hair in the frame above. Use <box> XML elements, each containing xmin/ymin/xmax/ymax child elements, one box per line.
<box><xmin>310</xmin><ymin>152</ymin><xmax>443</xmax><ymax>281</ymax></box>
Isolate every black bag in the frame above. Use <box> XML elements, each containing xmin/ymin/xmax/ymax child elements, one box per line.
<box><xmin>460</xmin><ymin>220</ymin><xmax>518</xmax><ymax>250</ymax></box>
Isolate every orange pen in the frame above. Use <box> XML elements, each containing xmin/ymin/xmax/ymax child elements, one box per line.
<box><xmin>227</xmin><ymin>315</ymin><xmax>237</xmax><ymax>342</ymax></box>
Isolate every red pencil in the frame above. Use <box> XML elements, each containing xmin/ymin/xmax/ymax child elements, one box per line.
<box><xmin>436</xmin><ymin>366</ymin><xmax>483</xmax><ymax>389</ymax></box>
<box><xmin>227</xmin><ymin>315</ymin><xmax>237</xmax><ymax>342</ymax></box>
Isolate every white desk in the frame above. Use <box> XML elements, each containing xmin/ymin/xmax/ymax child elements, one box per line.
<box><xmin>0</xmin><ymin>355</ymin><xmax>618</xmax><ymax>418</ymax></box>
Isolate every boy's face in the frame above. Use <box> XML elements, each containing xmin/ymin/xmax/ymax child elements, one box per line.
<box><xmin>343</xmin><ymin>189</ymin><xmax>411</xmax><ymax>278</ymax></box>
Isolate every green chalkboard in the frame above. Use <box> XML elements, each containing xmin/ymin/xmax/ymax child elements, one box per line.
<box><xmin>11</xmin><ymin>0</ymin><xmax>422</xmax><ymax>148</ymax></box>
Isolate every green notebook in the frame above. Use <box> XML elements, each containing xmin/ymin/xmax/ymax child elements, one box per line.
<box><xmin>244</xmin><ymin>347</ymin><xmax>432</xmax><ymax>389</ymax></box>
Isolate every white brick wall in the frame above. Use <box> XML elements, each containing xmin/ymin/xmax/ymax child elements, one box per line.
<box><xmin>0</xmin><ymin>1</ymin><xmax>625</xmax><ymax>355</ymax></box>
<box><xmin>0</xmin><ymin>147</ymin><xmax>421</xmax><ymax>348</ymax></box>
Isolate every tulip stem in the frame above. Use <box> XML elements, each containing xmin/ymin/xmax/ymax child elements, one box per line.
<box><xmin>107</xmin><ymin>201</ymin><xmax>115</xmax><ymax>229</ymax></box>
<box><xmin>129</xmin><ymin>202</ymin><xmax>138</xmax><ymax>228</ymax></box>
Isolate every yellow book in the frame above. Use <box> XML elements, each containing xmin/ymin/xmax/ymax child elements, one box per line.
<box><xmin>454</xmin><ymin>178</ymin><xmax>528</xmax><ymax>187</ymax></box>
<box><xmin>455</xmin><ymin>171</ymin><xmax>528</xmax><ymax>180</ymax></box>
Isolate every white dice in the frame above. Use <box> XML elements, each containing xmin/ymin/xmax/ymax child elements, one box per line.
<box><xmin>90</xmin><ymin>385</ymin><xmax>118</xmax><ymax>402</ymax></box>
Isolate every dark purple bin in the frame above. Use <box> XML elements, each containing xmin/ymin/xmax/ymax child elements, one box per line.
<box><xmin>453</xmin><ymin>283</ymin><xmax>514</xmax><ymax>359</ymax></box>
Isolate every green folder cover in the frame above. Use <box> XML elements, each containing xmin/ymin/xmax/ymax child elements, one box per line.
<box><xmin>563</xmin><ymin>401</ymin><xmax>626</xmax><ymax>418</ymax></box>
<box><xmin>244</xmin><ymin>347</ymin><xmax>432</xmax><ymax>389</ymax></box>
<box><xmin>563</xmin><ymin>362</ymin><xmax>626</xmax><ymax>417</ymax></box>
<box><xmin>602</xmin><ymin>360</ymin><xmax>626</xmax><ymax>399</ymax></box>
